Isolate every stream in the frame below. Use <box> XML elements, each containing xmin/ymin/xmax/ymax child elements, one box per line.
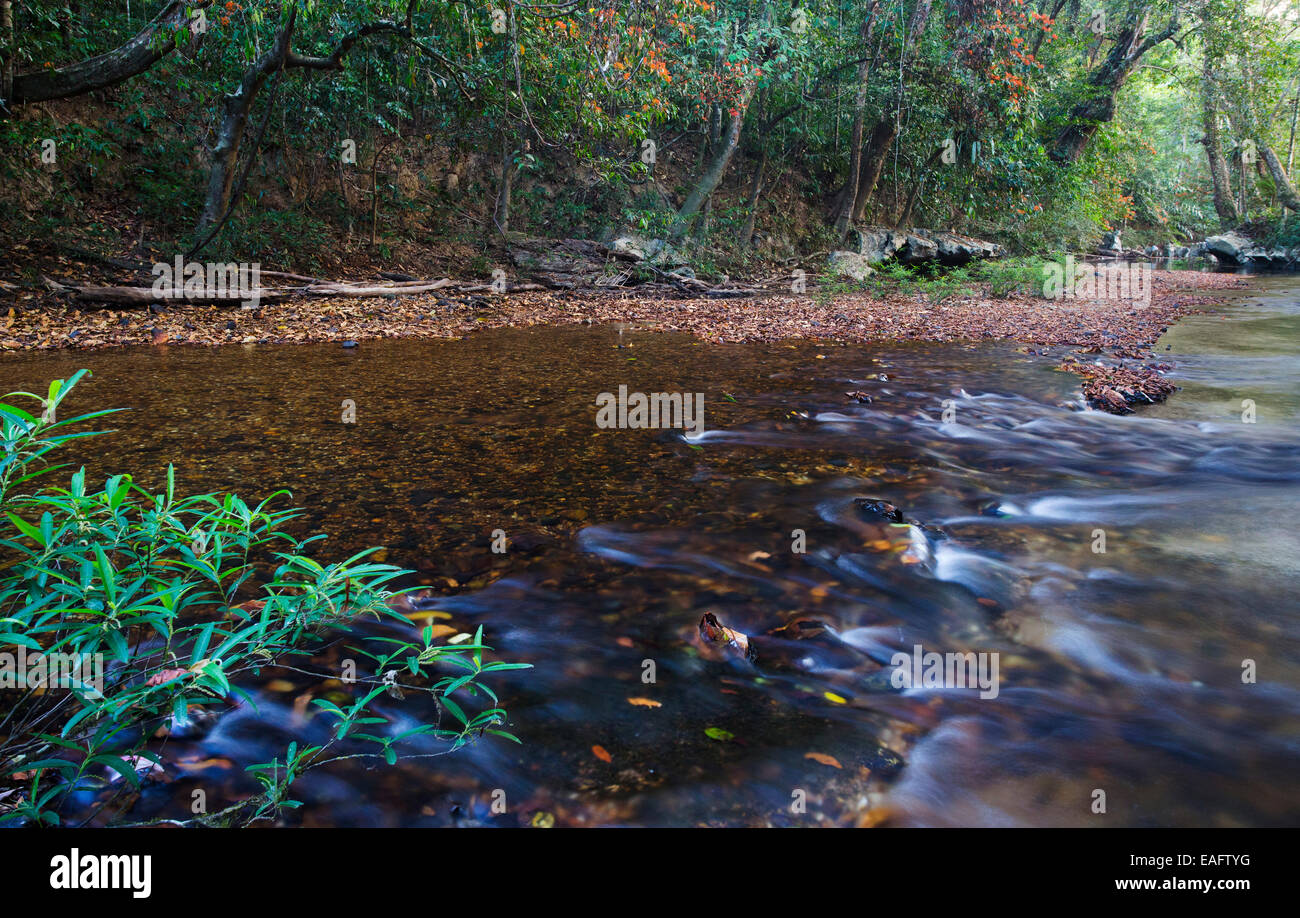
<box><xmin>2</xmin><ymin>276</ymin><xmax>1298</xmax><ymax>827</ymax></box>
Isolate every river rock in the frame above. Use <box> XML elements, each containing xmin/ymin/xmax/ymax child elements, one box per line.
<box><xmin>1204</xmin><ymin>232</ymin><xmax>1252</xmax><ymax>265</ymax></box>
<box><xmin>828</xmin><ymin>250</ymin><xmax>876</xmax><ymax>281</ymax></box>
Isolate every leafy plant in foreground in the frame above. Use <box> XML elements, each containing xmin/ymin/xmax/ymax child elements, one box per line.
<box><xmin>0</xmin><ymin>372</ymin><xmax>528</xmax><ymax>827</ymax></box>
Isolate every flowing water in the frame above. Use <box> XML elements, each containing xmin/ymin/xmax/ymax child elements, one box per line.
<box><xmin>3</xmin><ymin>277</ymin><xmax>1298</xmax><ymax>827</ymax></box>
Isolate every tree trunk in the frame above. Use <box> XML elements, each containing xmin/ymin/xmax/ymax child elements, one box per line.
<box><xmin>896</xmin><ymin>144</ymin><xmax>943</xmax><ymax>227</ymax></box>
<box><xmin>843</xmin><ymin>0</ymin><xmax>930</xmax><ymax>227</ymax></box>
<box><xmin>1200</xmin><ymin>59</ymin><xmax>1239</xmax><ymax>228</ymax></box>
<box><xmin>1049</xmin><ymin>11</ymin><xmax>1180</xmax><ymax>163</ymax></box>
<box><xmin>669</xmin><ymin>84</ymin><xmax>755</xmax><ymax>241</ymax></box>
<box><xmin>195</xmin><ymin>15</ymin><xmax>296</xmax><ymax>236</ymax></box>
<box><xmin>741</xmin><ymin>149</ymin><xmax>768</xmax><ymax>244</ymax></box>
<box><xmin>495</xmin><ymin>136</ymin><xmax>515</xmax><ymax>234</ymax></box>
<box><xmin>1</xmin><ymin>1</ymin><xmax>14</xmax><ymax>107</ymax></box>
<box><xmin>10</xmin><ymin>0</ymin><xmax>208</xmax><ymax>106</ymax></box>
<box><xmin>1257</xmin><ymin>136</ymin><xmax>1300</xmax><ymax>211</ymax></box>
<box><xmin>851</xmin><ymin>118</ymin><xmax>900</xmax><ymax>223</ymax></box>
<box><xmin>832</xmin><ymin>2</ymin><xmax>882</xmax><ymax>239</ymax></box>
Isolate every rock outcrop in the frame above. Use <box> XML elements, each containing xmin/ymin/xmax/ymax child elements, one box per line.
<box><xmin>848</xmin><ymin>227</ymin><xmax>1003</xmax><ymax>266</ymax></box>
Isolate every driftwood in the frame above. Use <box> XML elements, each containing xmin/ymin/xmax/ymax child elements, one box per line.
<box><xmin>71</xmin><ymin>285</ymin><xmax>294</xmax><ymax>306</ymax></box>
<box><xmin>64</xmin><ymin>275</ymin><xmax>561</xmax><ymax>307</ymax></box>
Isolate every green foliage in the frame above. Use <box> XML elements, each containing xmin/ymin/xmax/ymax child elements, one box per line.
<box><xmin>0</xmin><ymin>373</ymin><xmax>528</xmax><ymax>827</ymax></box>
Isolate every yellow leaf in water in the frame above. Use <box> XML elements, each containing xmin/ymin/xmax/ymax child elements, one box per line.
<box><xmin>405</xmin><ymin>610</ymin><xmax>453</xmax><ymax>620</ymax></box>
<box><xmin>447</xmin><ymin>632</ymin><xmax>473</xmax><ymax>644</ymax></box>
<box><xmin>805</xmin><ymin>752</ymin><xmax>843</xmax><ymax>769</ymax></box>
<box><xmin>530</xmin><ymin>811</ymin><xmax>556</xmax><ymax>828</ymax></box>
<box><xmin>266</xmin><ymin>679</ymin><xmax>296</xmax><ymax>692</ymax></box>
<box><xmin>824</xmin><ymin>691</ymin><xmax>848</xmax><ymax>704</ymax></box>
<box><xmin>423</xmin><ymin>624</ymin><xmax>458</xmax><ymax>638</ymax></box>
<box><xmin>627</xmin><ymin>697</ymin><xmax>662</xmax><ymax>708</ymax></box>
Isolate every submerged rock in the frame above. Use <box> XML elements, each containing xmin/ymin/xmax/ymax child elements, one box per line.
<box><xmin>854</xmin><ymin>498</ymin><xmax>905</xmax><ymax>523</ymax></box>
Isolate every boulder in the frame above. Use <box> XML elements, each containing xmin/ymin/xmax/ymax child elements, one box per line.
<box><xmin>1098</xmin><ymin>229</ymin><xmax>1123</xmax><ymax>257</ymax></box>
<box><xmin>917</xmin><ymin>230</ymin><xmax>1003</xmax><ymax>265</ymax></box>
<box><xmin>1204</xmin><ymin>232</ymin><xmax>1253</xmax><ymax>265</ymax></box>
<box><xmin>608</xmin><ymin>234</ymin><xmax>649</xmax><ymax>261</ymax></box>
<box><xmin>852</xmin><ymin>227</ymin><xmax>910</xmax><ymax>263</ymax></box>
<box><xmin>897</xmin><ymin>233</ymin><xmax>940</xmax><ymax>265</ymax></box>
<box><xmin>827</xmin><ymin>251</ymin><xmax>876</xmax><ymax>281</ymax></box>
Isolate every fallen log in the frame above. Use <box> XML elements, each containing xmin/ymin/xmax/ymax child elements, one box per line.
<box><xmin>299</xmin><ymin>279</ymin><xmax>453</xmax><ymax>296</ymax></box>
<box><xmin>71</xmin><ymin>285</ymin><xmax>293</xmax><ymax>306</ymax></box>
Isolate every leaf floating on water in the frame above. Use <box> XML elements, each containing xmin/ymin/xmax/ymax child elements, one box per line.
<box><xmin>447</xmin><ymin>632</ymin><xmax>473</xmax><ymax>645</ymax></box>
<box><xmin>405</xmin><ymin>609</ymin><xmax>453</xmax><ymax>621</ymax></box>
<box><xmin>418</xmin><ymin>624</ymin><xmax>458</xmax><ymax>639</ymax></box>
<box><xmin>591</xmin><ymin>744</ymin><xmax>613</xmax><ymax>763</ymax></box>
<box><xmin>824</xmin><ymin>691</ymin><xmax>848</xmax><ymax>704</ymax></box>
<box><xmin>530</xmin><ymin>811</ymin><xmax>556</xmax><ymax>828</ymax></box>
<box><xmin>805</xmin><ymin>752</ymin><xmax>843</xmax><ymax>769</ymax></box>
<box><xmin>627</xmin><ymin>697</ymin><xmax>662</xmax><ymax>708</ymax></box>
<box><xmin>704</xmin><ymin>727</ymin><xmax>734</xmax><ymax>742</ymax></box>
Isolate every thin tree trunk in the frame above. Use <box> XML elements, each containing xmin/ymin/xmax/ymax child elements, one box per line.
<box><xmin>1200</xmin><ymin>58</ymin><xmax>1239</xmax><ymax>229</ymax></box>
<box><xmin>832</xmin><ymin>2</ymin><xmax>882</xmax><ymax>240</ymax></box>
<box><xmin>741</xmin><ymin>149</ymin><xmax>768</xmax><ymax>244</ymax></box>
<box><xmin>1</xmin><ymin>1</ymin><xmax>14</xmax><ymax>106</ymax></box>
<box><xmin>851</xmin><ymin>118</ymin><xmax>900</xmax><ymax>223</ymax></box>
<box><xmin>896</xmin><ymin>145</ymin><xmax>942</xmax><ymax>227</ymax></box>
<box><xmin>1288</xmin><ymin>90</ymin><xmax>1299</xmax><ymax>177</ymax></box>
<box><xmin>495</xmin><ymin>135</ymin><xmax>515</xmax><ymax>234</ymax></box>
<box><xmin>845</xmin><ymin>0</ymin><xmax>931</xmax><ymax>226</ymax></box>
<box><xmin>370</xmin><ymin>144</ymin><xmax>382</xmax><ymax>246</ymax></box>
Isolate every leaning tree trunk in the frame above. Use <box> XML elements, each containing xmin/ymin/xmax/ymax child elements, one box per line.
<box><xmin>9</xmin><ymin>0</ymin><xmax>208</xmax><ymax>106</ymax></box>
<box><xmin>1200</xmin><ymin>60</ymin><xmax>1239</xmax><ymax>228</ymax></box>
<box><xmin>669</xmin><ymin>82</ymin><xmax>756</xmax><ymax>241</ymax></box>
<box><xmin>195</xmin><ymin>13</ymin><xmax>297</xmax><ymax>237</ymax></box>
<box><xmin>850</xmin><ymin>118</ymin><xmax>900</xmax><ymax>223</ymax></box>
<box><xmin>1257</xmin><ymin>137</ymin><xmax>1300</xmax><ymax>212</ymax></box>
<box><xmin>1049</xmin><ymin>11</ymin><xmax>1180</xmax><ymax>164</ymax></box>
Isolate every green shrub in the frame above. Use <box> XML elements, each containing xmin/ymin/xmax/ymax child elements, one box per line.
<box><xmin>0</xmin><ymin>372</ymin><xmax>527</xmax><ymax>827</ymax></box>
